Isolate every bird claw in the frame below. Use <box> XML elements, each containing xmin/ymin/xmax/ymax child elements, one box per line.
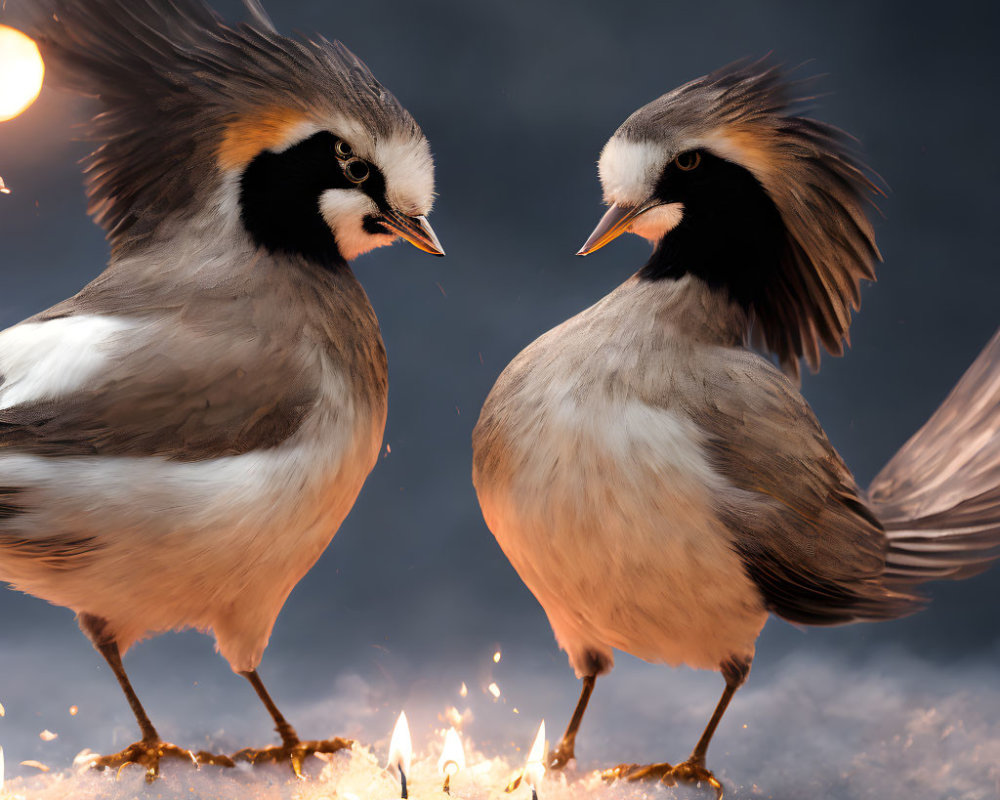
<box><xmin>90</xmin><ymin>740</ymin><xmax>223</xmax><ymax>783</ymax></box>
<box><xmin>232</xmin><ymin>737</ymin><xmax>353</xmax><ymax>778</ymax></box>
<box><xmin>602</xmin><ymin>759</ymin><xmax>724</xmax><ymax>799</ymax></box>
<box><xmin>546</xmin><ymin>738</ymin><xmax>577</xmax><ymax>771</ymax></box>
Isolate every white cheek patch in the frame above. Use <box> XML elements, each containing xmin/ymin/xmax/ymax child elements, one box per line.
<box><xmin>598</xmin><ymin>137</ymin><xmax>669</xmax><ymax>206</ymax></box>
<box><xmin>630</xmin><ymin>202</ymin><xmax>685</xmax><ymax>242</ymax></box>
<box><xmin>319</xmin><ymin>188</ymin><xmax>395</xmax><ymax>261</ymax></box>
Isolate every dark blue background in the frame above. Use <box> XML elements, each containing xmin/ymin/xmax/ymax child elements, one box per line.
<box><xmin>0</xmin><ymin>0</ymin><xmax>997</xmax><ymax>791</ymax></box>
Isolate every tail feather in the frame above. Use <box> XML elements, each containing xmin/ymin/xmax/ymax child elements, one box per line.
<box><xmin>869</xmin><ymin>328</ymin><xmax>1000</xmax><ymax>583</ymax></box>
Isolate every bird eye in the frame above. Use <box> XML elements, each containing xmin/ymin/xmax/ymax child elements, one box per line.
<box><xmin>343</xmin><ymin>157</ymin><xmax>370</xmax><ymax>184</ymax></box>
<box><xmin>675</xmin><ymin>151</ymin><xmax>701</xmax><ymax>171</ymax></box>
<box><xmin>334</xmin><ymin>140</ymin><xmax>353</xmax><ymax>159</ymax></box>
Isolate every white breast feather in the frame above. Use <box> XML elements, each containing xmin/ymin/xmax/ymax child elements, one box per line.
<box><xmin>475</xmin><ymin>279</ymin><xmax>768</xmax><ymax>677</ymax></box>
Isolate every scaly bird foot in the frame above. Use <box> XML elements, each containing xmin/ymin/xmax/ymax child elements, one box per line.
<box><xmin>602</xmin><ymin>759</ymin><xmax>724</xmax><ymax>799</ymax></box>
<box><xmin>546</xmin><ymin>737</ymin><xmax>578</xmax><ymax>771</ymax></box>
<box><xmin>232</xmin><ymin>736</ymin><xmax>353</xmax><ymax>778</ymax></box>
<box><xmin>89</xmin><ymin>740</ymin><xmax>232</xmax><ymax>782</ymax></box>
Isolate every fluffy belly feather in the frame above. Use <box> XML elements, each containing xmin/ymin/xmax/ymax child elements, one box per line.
<box><xmin>475</xmin><ymin>393</ymin><xmax>767</xmax><ymax>675</ymax></box>
<box><xmin>0</xmin><ymin>390</ymin><xmax>384</xmax><ymax>672</ymax></box>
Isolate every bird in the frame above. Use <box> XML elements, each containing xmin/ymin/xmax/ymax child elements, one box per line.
<box><xmin>0</xmin><ymin>0</ymin><xmax>443</xmax><ymax>780</ymax></box>
<box><xmin>472</xmin><ymin>59</ymin><xmax>1000</xmax><ymax>798</ymax></box>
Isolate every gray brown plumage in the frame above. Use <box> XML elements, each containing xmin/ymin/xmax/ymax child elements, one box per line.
<box><xmin>1</xmin><ymin>0</ymin><xmax>440</xmax><ymax>777</ymax></box>
<box><xmin>599</xmin><ymin>59</ymin><xmax>881</xmax><ymax>377</ymax></box>
<box><xmin>472</xmin><ymin>60</ymin><xmax>1000</xmax><ymax>792</ymax></box>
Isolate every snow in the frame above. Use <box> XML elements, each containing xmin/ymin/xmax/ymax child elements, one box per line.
<box><xmin>1</xmin><ymin>647</ymin><xmax>999</xmax><ymax>800</ymax></box>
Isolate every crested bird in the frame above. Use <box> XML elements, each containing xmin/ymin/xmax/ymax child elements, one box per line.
<box><xmin>472</xmin><ymin>60</ymin><xmax>1000</xmax><ymax>797</ymax></box>
<box><xmin>0</xmin><ymin>0</ymin><xmax>443</xmax><ymax>779</ymax></box>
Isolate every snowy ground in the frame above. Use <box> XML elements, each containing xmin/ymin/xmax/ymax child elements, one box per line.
<box><xmin>1</xmin><ymin>643</ymin><xmax>999</xmax><ymax>800</ymax></box>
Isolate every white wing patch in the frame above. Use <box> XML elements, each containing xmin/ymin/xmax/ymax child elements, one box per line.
<box><xmin>0</xmin><ymin>316</ymin><xmax>137</xmax><ymax>410</ymax></box>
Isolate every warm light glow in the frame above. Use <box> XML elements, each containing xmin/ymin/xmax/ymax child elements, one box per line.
<box><xmin>386</xmin><ymin>711</ymin><xmax>413</xmax><ymax>780</ymax></box>
<box><xmin>493</xmin><ymin>650</ymin><xmax>502</xmax><ymax>663</ymax></box>
<box><xmin>524</xmin><ymin>720</ymin><xmax>546</xmax><ymax>789</ymax></box>
<box><xmin>0</xmin><ymin>744</ymin><xmax>5</xmax><ymax>793</ymax></box>
<box><xmin>0</xmin><ymin>25</ymin><xmax>45</xmax><ymax>122</ymax></box>
<box><xmin>438</xmin><ymin>727</ymin><xmax>466</xmax><ymax>777</ymax></box>
<box><xmin>488</xmin><ymin>682</ymin><xmax>501</xmax><ymax>699</ymax></box>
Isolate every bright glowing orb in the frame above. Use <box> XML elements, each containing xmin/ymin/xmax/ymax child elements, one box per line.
<box><xmin>0</xmin><ymin>25</ymin><xmax>44</xmax><ymax>122</ymax></box>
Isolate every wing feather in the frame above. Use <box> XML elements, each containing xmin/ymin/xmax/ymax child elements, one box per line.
<box><xmin>672</xmin><ymin>348</ymin><xmax>922</xmax><ymax>624</ymax></box>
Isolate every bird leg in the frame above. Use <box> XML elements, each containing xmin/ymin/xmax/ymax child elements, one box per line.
<box><xmin>602</xmin><ymin>656</ymin><xmax>751</xmax><ymax>800</ymax></box>
<box><xmin>231</xmin><ymin>669</ymin><xmax>352</xmax><ymax>778</ymax></box>
<box><xmin>547</xmin><ymin>674</ymin><xmax>596</xmax><ymax>770</ymax></box>
<box><xmin>79</xmin><ymin>614</ymin><xmax>234</xmax><ymax>783</ymax></box>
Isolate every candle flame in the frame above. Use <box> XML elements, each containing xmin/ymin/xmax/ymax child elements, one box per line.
<box><xmin>488</xmin><ymin>682</ymin><xmax>501</xmax><ymax>699</ymax></box>
<box><xmin>438</xmin><ymin>726</ymin><xmax>466</xmax><ymax>777</ymax></box>
<box><xmin>525</xmin><ymin>720</ymin><xmax>546</xmax><ymax>789</ymax></box>
<box><xmin>493</xmin><ymin>650</ymin><xmax>502</xmax><ymax>663</ymax></box>
<box><xmin>386</xmin><ymin>710</ymin><xmax>413</xmax><ymax>779</ymax></box>
<box><xmin>0</xmin><ymin>177</ymin><xmax>10</xmax><ymax>195</ymax></box>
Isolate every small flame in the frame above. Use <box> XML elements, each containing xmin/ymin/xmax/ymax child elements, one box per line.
<box><xmin>493</xmin><ymin>650</ymin><xmax>502</xmax><ymax>664</ymax></box>
<box><xmin>488</xmin><ymin>682</ymin><xmax>501</xmax><ymax>699</ymax></box>
<box><xmin>386</xmin><ymin>711</ymin><xmax>413</xmax><ymax>780</ymax></box>
<box><xmin>459</xmin><ymin>682</ymin><xmax>468</xmax><ymax>698</ymax></box>
<box><xmin>438</xmin><ymin>727</ymin><xmax>466</xmax><ymax>777</ymax></box>
<box><xmin>0</xmin><ymin>177</ymin><xmax>10</xmax><ymax>195</ymax></box>
<box><xmin>525</xmin><ymin>720</ymin><xmax>546</xmax><ymax>789</ymax></box>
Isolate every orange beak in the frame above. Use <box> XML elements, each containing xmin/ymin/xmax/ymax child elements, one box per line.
<box><xmin>576</xmin><ymin>200</ymin><xmax>661</xmax><ymax>256</ymax></box>
<box><xmin>379</xmin><ymin>210</ymin><xmax>445</xmax><ymax>256</ymax></box>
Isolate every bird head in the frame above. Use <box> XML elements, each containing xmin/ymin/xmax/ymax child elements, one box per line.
<box><xmin>24</xmin><ymin>0</ymin><xmax>443</xmax><ymax>266</ymax></box>
<box><xmin>579</xmin><ymin>60</ymin><xmax>881</xmax><ymax>376</ymax></box>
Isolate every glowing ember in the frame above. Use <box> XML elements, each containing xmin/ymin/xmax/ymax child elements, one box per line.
<box><xmin>68</xmin><ymin>706</ymin><xmax>78</xmax><ymax>716</ymax></box>
<box><xmin>386</xmin><ymin>711</ymin><xmax>412</xmax><ymax>797</ymax></box>
<box><xmin>0</xmin><ymin>25</ymin><xmax>45</xmax><ymax>122</ymax></box>
<box><xmin>38</xmin><ymin>730</ymin><xmax>57</xmax><ymax>742</ymax></box>
<box><xmin>19</xmin><ymin>760</ymin><xmax>49</xmax><ymax>772</ymax></box>
<box><xmin>438</xmin><ymin>727</ymin><xmax>466</xmax><ymax>794</ymax></box>
<box><xmin>493</xmin><ymin>651</ymin><xmax>502</xmax><ymax>664</ymax></box>
<box><xmin>524</xmin><ymin>720</ymin><xmax>546</xmax><ymax>794</ymax></box>
<box><xmin>488</xmin><ymin>682</ymin><xmax>501</xmax><ymax>699</ymax></box>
